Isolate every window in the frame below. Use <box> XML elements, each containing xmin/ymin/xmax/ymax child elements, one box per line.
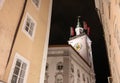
<box><xmin>77</xmin><ymin>69</ymin><xmax>80</xmax><ymax>83</ymax></box>
<box><xmin>83</xmin><ymin>74</ymin><xmax>85</xmax><ymax>81</ymax></box>
<box><xmin>56</xmin><ymin>62</ymin><xmax>63</xmax><ymax>71</ymax></box>
<box><xmin>71</xmin><ymin>63</ymin><xmax>74</xmax><ymax>73</ymax></box>
<box><xmin>70</xmin><ymin>63</ymin><xmax>74</xmax><ymax>83</ymax></box>
<box><xmin>32</xmin><ymin>0</ymin><xmax>40</xmax><ymax>8</ymax></box>
<box><xmin>77</xmin><ymin>69</ymin><xmax>80</xmax><ymax>78</ymax></box>
<box><xmin>8</xmin><ymin>53</ymin><xmax>30</xmax><ymax>83</ymax></box>
<box><xmin>23</xmin><ymin>13</ymin><xmax>36</xmax><ymax>40</ymax></box>
<box><xmin>55</xmin><ymin>73</ymin><xmax>63</xmax><ymax>83</ymax></box>
<box><xmin>46</xmin><ymin>63</ymin><xmax>49</xmax><ymax>71</ymax></box>
<box><xmin>0</xmin><ymin>0</ymin><xmax>4</xmax><ymax>9</ymax></box>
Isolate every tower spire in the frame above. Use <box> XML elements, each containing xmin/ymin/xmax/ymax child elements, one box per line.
<box><xmin>75</xmin><ymin>16</ymin><xmax>84</xmax><ymax>35</ymax></box>
<box><xmin>76</xmin><ymin>16</ymin><xmax>81</xmax><ymax>28</ymax></box>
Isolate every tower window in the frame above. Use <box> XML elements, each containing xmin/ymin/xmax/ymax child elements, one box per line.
<box><xmin>77</xmin><ymin>69</ymin><xmax>80</xmax><ymax>83</ymax></box>
<box><xmin>55</xmin><ymin>73</ymin><xmax>63</xmax><ymax>83</ymax></box>
<box><xmin>8</xmin><ymin>53</ymin><xmax>30</xmax><ymax>83</ymax></box>
<box><xmin>23</xmin><ymin>13</ymin><xmax>36</xmax><ymax>40</ymax></box>
<box><xmin>56</xmin><ymin>62</ymin><xmax>63</xmax><ymax>71</ymax></box>
<box><xmin>71</xmin><ymin>63</ymin><xmax>74</xmax><ymax>73</ymax></box>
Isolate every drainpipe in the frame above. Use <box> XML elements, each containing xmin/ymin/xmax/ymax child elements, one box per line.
<box><xmin>6</xmin><ymin>0</ymin><xmax>27</xmax><ymax>68</ymax></box>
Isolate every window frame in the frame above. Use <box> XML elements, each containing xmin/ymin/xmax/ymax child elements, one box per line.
<box><xmin>31</xmin><ymin>0</ymin><xmax>41</xmax><ymax>9</ymax></box>
<box><xmin>8</xmin><ymin>53</ymin><xmax>30</xmax><ymax>83</ymax></box>
<box><xmin>55</xmin><ymin>73</ymin><xmax>63</xmax><ymax>83</ymax></box>
<box><xmin>22</xmin><ymin>13</ymin><xmax>36</xmax><ymax>40</ymax></box>
<box><xmin>56</xmin><ymin>62</ymin><xmax>63</xmax><ymax>71</ymax></box>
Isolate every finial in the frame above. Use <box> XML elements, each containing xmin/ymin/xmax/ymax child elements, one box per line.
<box><xmin>77</xmin><ymin>16</ymin><xmax>81</xmax><ymax>27</ymax></box>
<box><xmin>75</xmin><ymin>16</ymin><xmax>84</xmax><ymax>35</ymax></box>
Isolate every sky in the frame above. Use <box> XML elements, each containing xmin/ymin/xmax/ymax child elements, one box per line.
<box><xmin>49</xmin><ymin>0</ymin><xmax>110</xmax><ymax>83</ymax></box>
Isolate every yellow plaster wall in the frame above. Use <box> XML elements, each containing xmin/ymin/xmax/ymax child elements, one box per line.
<box><xmin>0</xmin><ymin>0</ymin><xmax>25</xmax><ymax>80</ymax></box>
<box><xmin>1</xmin><ymin>0</ymin><xmax>51</xmax><ymax>83</ymax></box>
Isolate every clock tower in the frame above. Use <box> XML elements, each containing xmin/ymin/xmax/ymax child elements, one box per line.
<box><xmin>68</xmin><ymin>16</ymin><xmax>93</xmax><ymax>67</ymax></box>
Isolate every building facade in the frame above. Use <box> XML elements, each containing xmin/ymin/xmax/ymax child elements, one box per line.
<box><xmin>95</xmin><ymin>0</ymin><xmax>120</xmax><ymax>83</ymax></box>
<box><xmin>45</xmin><ymin>17</ymin><xmax>95</xmax><ymax>83</ymax></box>
<box><xmin>46</xmin><ymin>45</ymin><xmax>95</xmax><ymax>83</ymax></box>
<box><xmin>0</xmin><ymin>0</ymin><xmax>52</xmax><ymax>83</ymax></box>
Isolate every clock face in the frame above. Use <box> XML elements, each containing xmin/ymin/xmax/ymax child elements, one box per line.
<box><xmin>74</xmin><ymin>43</ymin><xmax>82</xmax><ymax>51</ymax></box>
